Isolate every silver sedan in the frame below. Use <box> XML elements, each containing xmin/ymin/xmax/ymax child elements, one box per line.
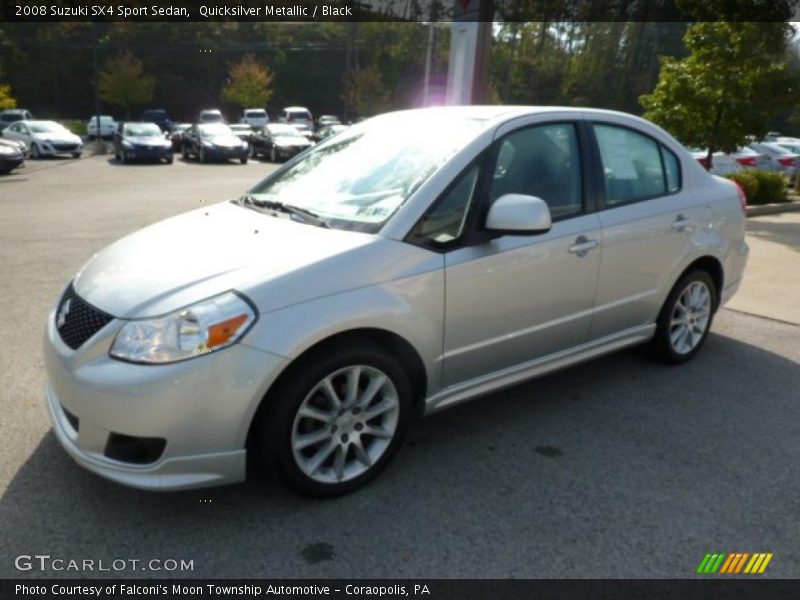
<box><xmin>44</xmin><ymin>107</ymin><xmax>748</xmax><ymax>496</ymax></box>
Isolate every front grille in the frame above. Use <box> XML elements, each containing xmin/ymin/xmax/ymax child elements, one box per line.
<box><xmin>55</xmin><ymin>283</ymin><xmax>113</xmax><ymax>350</ymax></box>
<box><xmin>52</xmin><ymin>143</ymin><xmax>78</xmax><ymax>151</ymax></box>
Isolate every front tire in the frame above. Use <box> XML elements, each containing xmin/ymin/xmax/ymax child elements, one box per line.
<box><xmin>30</xmin><ymin>143</ymin><xmax>41</xmax><ymax>159</ymax></box>
<box><xmin>651</xmin><ymin>270</ymin><xmax>717</xmax><ymax>364</ymax></box>
<box><xmin>256</xmin><ymin>343</ymin><xmax>412</xmax><ymax>497</ymax></box>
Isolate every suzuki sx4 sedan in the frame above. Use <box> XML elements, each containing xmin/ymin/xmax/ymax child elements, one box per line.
<box><xmin>45</xmin><ymin>107</ymin><xmax>749</xmax><ymax>496</ymax></box>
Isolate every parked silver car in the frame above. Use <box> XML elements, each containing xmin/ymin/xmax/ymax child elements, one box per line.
<box><xmin>44</xmin><ymin>107</ymin><xmax>749</xmax><ymax>496</ymax></box>
<box><xmin>749</xmin><ymin>142</ymin><xmax>799</xmax><ymax>179</ymax></box>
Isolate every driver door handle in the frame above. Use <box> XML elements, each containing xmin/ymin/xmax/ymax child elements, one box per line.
<box><xmin>569</xmin><ymin>236</ymin><xmax>599</xmax><ymax>256</ymax></box>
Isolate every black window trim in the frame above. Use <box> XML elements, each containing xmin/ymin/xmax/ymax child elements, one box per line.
<box><xmin>587</xmin><ymin>120</ymin><xmax>683</xmax><ymax>211</ymax></box>
<box><xmin>404</xmin><ymin>119</ymin><xmax>596</xmax><ymax>254</ymax></box>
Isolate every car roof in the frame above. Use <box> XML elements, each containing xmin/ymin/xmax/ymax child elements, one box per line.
<box><xmin>284</xmin><ymin>106</ymin><xmax>311</xmax><ymax>112</ymax></box>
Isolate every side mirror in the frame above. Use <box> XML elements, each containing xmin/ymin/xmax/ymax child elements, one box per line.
<box><xmin>485</xmin><ymin>194</ymin><xmax>552</xmax><ymax>235</ymax></box>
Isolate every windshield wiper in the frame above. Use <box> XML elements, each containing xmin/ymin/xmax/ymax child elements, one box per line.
<box><xmin>239</xmin><ymin>194</ymin><xmax>329</xmax><ymax>228</ymax></box>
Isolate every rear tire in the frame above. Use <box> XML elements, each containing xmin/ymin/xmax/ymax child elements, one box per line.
<box><xmin>651</xmin><ymin>270</ymin><xmax>717</xmax><ymax>364</ymax></box>
<box><xmin>254</xmin><ymin>342</ymin><xmax>412</xmax><ymax>497</ymax></box>
<box><xmin>270</xmin><ymin>146</ymin><xmax>277</xmax><ymax>163</ymax></box>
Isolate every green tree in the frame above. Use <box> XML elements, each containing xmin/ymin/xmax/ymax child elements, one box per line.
<box><xmin>342</xmin><ymin>65</ymin><xmax>390</xmax><ymax>118</ymax></box>
<box><xmin>98</xmin><ymin>51</ymin><xmax>154</xmax><ymax>119</ymax></box>
<box><xmin>641</xmin><ymin>21</ymin><xmax>798</xmax><ymax>167</ymax></box>
<box><xmin>0</xmin><ymin>83</ymin><xmax>16</xmax><ymax>109</ymax></box>
<box><xmin>221</xmin><ymin>53</ymin><xmax>274</xmax><ymax>109</ymax></box>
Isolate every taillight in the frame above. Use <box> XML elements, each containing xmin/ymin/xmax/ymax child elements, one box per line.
<box><xmin>777</xmin><ymin>157</ymin><xmax>796</xmax><ymax>167</ymax></box>
<box><xmin>733</xmin><ymin>181</ymin><xmax>747</xmax><ymax>213</ymax></box>
<box><xmin>696</xmin><ymin>157</ymin><xmax>711</xmax><ymax>169</ymax></box>
<box><xmin>736</xmin><ymin>156</ymin><xmax>757</xmax><ymax>167</ymax></box>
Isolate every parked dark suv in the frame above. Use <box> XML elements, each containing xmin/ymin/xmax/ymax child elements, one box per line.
<box><xmin>140</xmin><ymin>109</ymin><xmax>172</xmax><ymax>133</ymax></box>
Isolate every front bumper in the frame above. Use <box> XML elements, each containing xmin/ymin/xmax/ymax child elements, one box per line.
<box><xmin>123</xmin><ymin>145</ymin><xmax>172</xmax><ymax>161</ymax></box>
<box><xmin>205</xmin><ymin>146</ymin><xmax>248</xmax><ymax>160</ymax></box>
<box><xmin>0</xmin><ymin>155</ymin><xmax>24</xmax><ymax>170</ymax></box>
<box><xmin>39</xmin><ymin>142</ymin><xmax>82</xmax><ymax>156</ymax></box>
<box><xmin>44</xmin><ymin>307</ymin><xmax>289</xmax><ymax>491</ymax></box>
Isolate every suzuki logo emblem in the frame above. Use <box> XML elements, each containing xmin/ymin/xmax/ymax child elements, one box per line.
<box><xmin>57</xmin><ymin>298</ymin><xmax>71</xmax><ymax>328</ymax></box>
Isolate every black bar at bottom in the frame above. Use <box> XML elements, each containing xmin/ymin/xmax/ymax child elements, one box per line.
<box><xmin>2</xmin><ymin>579</ymin><xmax>800</xmax><ymax>600</ymax></box>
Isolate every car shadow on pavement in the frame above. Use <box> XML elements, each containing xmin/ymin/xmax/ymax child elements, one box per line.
<box><xmin>747</xmin><ymin>218</ymin><xmax>800</xmax><ymax>253</ymax></box>
<box><xmin>1</xmin><ymin>325</ymin><xmax>799</xmax><ymax>578</ymax></box>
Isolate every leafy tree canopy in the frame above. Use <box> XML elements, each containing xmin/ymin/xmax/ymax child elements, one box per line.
<box><xmin>98</xmin><ymin>51</ymin><xmax>154</xmax><ymax>119</ymax></box>
<box><xmin>342</xmin><ymin>65</ymin><xmax>390</xmax><ymax>118</ymax></box>
<box><xmin>221</xmin><ymin>54</ymin><xmax>274</xmax><ymax>109</ymax></box>
<box><xmin>641</xmin><ymin>21</ymin><xmax>798</xmax><ymax>158</ymax></box>
<box><xmin>0</xmin><ymin>83</ymin><xmax>16</xmax><ymax>110</ymax></box>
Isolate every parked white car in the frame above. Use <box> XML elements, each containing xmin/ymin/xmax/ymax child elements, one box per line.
<box><xmin>749</xmin><ymin>142</ymin><xmax>799</xmax><ymax>179</ymax></box>
<box><xmin>2</xmin><ymin>120</ymin><xmax>82</xmax><ymax>158</ymax></box>
<box><xmin>241</xmin><ymin>108</ymin><xmax>269</xmax><ymax>129</ymax></box>
<box><xmin>279</xmin><ymin>106</ymin><xmax>314</xmax><ymax>134</ymax></box>
<box><xmin>87</xmin><ymin>115</ymin><xmax>116</xmax><ymax>139</ymax></box>
<box><xmin>687</xmin><ymin>148</ymin><xmax>741</xmax><ymax>176</ymax></box>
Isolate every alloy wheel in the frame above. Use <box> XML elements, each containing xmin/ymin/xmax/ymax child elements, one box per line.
<box><xmin>291</xmin><ymin>365</ymin><xmax>399</xmax><ymax>484</ymax></box>
<box><xmin>669</xmin><ymin>280</ymin><xmax>712</xmax><ymax>355</ymax></box>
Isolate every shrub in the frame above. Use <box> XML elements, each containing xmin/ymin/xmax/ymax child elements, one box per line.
<box><xmin>61</xmin><ymin>120</ymin><xmax>86</xmax><ymax>136</ymax></box>
<box><xmin>727</xmin><ymin>171</ymin><xmax>759</xmax><ymax>204</ymax></box>
<box><xmin>726</xmin><ymin>170</ymin><xmax>787</xmax><ymax>205</ymax></box>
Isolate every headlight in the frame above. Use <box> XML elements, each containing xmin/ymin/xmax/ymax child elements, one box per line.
<box><xmin>202</xmin><ymin>141</ymin><xmax>214</xmax><ymax>148</ymax></box>
<box><xmin>122</xmin><ymin>140</ymin><xmax>133</xmax><ymax>149</ymax></box>
<box><xmin>110</xmin><ymin>292</ymin><xmax>257</xmax><ymax>364</ymax></box>
<box><xmin>0</xmin><ymin>145</ymin><xmax>14</xmax><ymax>155</ymax></box>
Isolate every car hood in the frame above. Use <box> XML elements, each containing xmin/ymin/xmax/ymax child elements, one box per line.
<box><xmin>275</xmin><ymin>136</ymin><xmax>310</xmax><ymax>146</ymax></box>
<box><xmin>205</xmin><ymin>135</ymin><xmax>243</xmax><ymax>146</ymax></box>
<box><xmin>35</xmin><ymin>132</ymin><xmax>80</xmax><ymax>143</ymax></box>
<box><xmin>125</xmin><ymin>136</ymin><xmax>169</xmax><ymax>146</ymax></box>
<box><xmin>73</xmin><ymin>201</ymin><xmax>382</xmax><ymax>319</ymax></box>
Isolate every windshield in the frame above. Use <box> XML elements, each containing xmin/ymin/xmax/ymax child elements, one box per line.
<box><xmin>30</xmin><ymin>121</ymin><xmax>66</xmax><ymax>133</ymax></box>
<box><xmin>287</xmin><ymin>110</ymin><xmax>311</xmax><ymax>121</ymax></box>
<box><xmin>268</xmin><ymin>125</ymin><xmax>303</xmax><ymax>138</ymax></box>
<box><xmin>245</xmin><ymin>110</ymin><xmax>266</xmax><ymax>117</ymax></box>
<box><xmin>124</xmin><ymin>123</ymin><xmax>163</xmax><ymax>137</ymax></box>
<box><xmin>247</xmin><ymin>115</ymin><xmax>486</xmax><ymax>233</ymax></box>
<box><xmin>199</xmin><ymin>124</ymin><xmax>234</xmax><ymax>137</ymax></box>
<box><xmin>200</xmin><ymin>112</ymin><xmax>224</xmax><ymax>122</ymax></box>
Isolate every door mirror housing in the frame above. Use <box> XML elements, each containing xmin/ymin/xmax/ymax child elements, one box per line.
<box><xmin>485</xmin><ymin>194</ymin><xmax>552</xmax><ymax>235</ymax></box>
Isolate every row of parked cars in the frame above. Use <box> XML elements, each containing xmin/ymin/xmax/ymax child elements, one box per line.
<box><xmin>688</xmin><ymin>135</ymin><xmax>800</xmax><ymax>181</ymax></box>
<box><xmin>0</xmin><ymin>106</ymin><xmax>351</xmax><ymax>172</ymax></box>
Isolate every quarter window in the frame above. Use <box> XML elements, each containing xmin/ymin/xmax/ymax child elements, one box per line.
<box><xmin>593</xmin><ymin>124</ymin><xmax>676</xmax><ymax>206</ymax></box>
<box><xmin>661</xmin><ymin>145</ymin><xmax>681</xmax><ymax>193</ymax></box>
<box><xmin>489</xmin><ymin>123</ymin><xmax>583</xmax><ymax>220</ymax></box>
<box><xmin>408</xmin><ymin>164</ymin><xmax>480</xmax><ymax>245</ymax></box>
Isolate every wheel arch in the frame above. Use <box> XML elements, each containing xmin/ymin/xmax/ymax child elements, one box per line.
<box><xmin>245</xmin><ymin>327</ymin><xmax>428</xmax><ymax>452</ymax></box>
<box><xmin>660</xmin><ymin>255</ymin><xmax>724</xmax><ymax>322</ymax></box>
<box><xmin>680</xmin><ymin>255</ymin><xmax>724</xmax><ymax>309</ymax></box>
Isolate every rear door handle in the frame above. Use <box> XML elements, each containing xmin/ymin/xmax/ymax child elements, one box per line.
<box><xmin>671</xmin><ymin>215</ymin><xmax>695</xmax><ymax>231</ymax></box>
<box><xmin>569</xmin><ymin>236</ymin><xmax>599</xmax><ymax>256</ymax></box>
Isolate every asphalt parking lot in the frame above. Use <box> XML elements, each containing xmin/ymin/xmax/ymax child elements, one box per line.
<box><xmin>1</xmin><ymin>154</ymin><xmax>799</xmax><ymax>579</ymax></box>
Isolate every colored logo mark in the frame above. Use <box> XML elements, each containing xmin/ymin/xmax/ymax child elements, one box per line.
<box><xmin>696</xmin><ymin>552</ymin><xmax>773</xmax><ymax>574</ymax></box>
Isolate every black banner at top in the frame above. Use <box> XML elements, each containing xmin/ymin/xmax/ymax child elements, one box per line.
<box><xmin>1</xmin><ymin>0</ymin><xmax>799</xmax><ymax>22</ymax></box>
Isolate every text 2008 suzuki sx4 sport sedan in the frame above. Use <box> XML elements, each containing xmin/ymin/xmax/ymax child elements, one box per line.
<box><xmin>45</xmin><ymin>107</ymin><xmax>749</xmax><ymax>496</ymax></box>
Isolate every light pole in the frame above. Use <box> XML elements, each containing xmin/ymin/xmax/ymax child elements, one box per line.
<box><xmin>445</xmin><ymin>0</ymin><xmax>494</xmax><ymax>105</ymax></box>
